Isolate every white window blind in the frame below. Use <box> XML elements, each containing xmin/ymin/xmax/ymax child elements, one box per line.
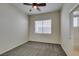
<box><xmin>35</xmin><ymin>20</ymin><xmax>51</xmax><ymax>34</ymax></box>
<box><xmin>73</xmin><ymin>11</ymin><xmax>79</xmax><ymax>27</ymax></box>
<box><xmin>73</xmin><ymin>17</ymin><xmax>79</xmax><ymax>27</ymax></box>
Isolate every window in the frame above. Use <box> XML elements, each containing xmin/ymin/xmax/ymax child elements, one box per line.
<box><xmin>73</xmin><ymin>17</ymin><xmax>78</xmax><ymax>27</ymax></box>
<box><xmin>35</xmin><ymin>20</ymin><xmax>51</xmax><ymax>34</ymax></box>
<box><xmin>73</xmin><ymin>17</ymin><xmax>79</xmax><ymax>27</ymax></box>
<box><xmin>73</xmin><ymin>11</ymin><xmax>79</xmax><ymax>27</ymax></box>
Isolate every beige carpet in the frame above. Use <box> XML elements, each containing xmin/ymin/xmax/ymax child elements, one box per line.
<box><xmin>1</xmin><ymin>41</ymin><xmax>66</xmax><ymax>56</ymax></box>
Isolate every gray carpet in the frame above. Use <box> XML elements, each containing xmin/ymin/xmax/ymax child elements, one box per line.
<box><xmin>0</xmin><ymin>41</ymin><xmax>66</xmax><ymax>56</ymax></box>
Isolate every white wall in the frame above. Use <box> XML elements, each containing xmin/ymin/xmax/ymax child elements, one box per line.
<box><xmin>29</xmin><ymin>11</ymin><xmax>60</xmax><ymax>44</ymax></box>
<box><xmin>73</xmin><ymin>28</ymin><xmax>79</xmax><ymax>49</ymax></box>
<box><xmin>0</xmin><ymin>4</ymin><xmax>29</xmax><ymax>54</ymax></box>
<box><xmin>71</xmin><ymin>5</ymin><xmax>79</xmax><ymax>50</ymax></box>
<box><xmin>61</xmin><ymin>3</ymin><xmax>76</xmax><ymax>55</ymax></box>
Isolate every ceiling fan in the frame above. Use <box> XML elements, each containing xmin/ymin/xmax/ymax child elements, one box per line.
<box><xmin>23</xmin><ymin>3</ymin><xmax>46</xmax><ymax>12</ymax></box>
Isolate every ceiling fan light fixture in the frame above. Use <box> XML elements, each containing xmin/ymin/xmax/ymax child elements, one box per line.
<box><xmin>33</xmin><ymin>6</ymin><xmax>37</xmax><ymax>9</ymax></box>
<box><xmin>23</xmin><ymin>3</ymin><xmax>46</xmax><ymax>11</ymax></box>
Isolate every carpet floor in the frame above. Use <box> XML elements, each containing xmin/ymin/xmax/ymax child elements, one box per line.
<box><xmin>1</xmin><ymin>41</ymin><xmax>66</xmax><ymax>56</ymax></box>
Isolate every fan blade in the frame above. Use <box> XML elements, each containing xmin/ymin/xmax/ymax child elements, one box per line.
<box><xmin>23</xmin><ymin>3</ymin><xmax>32</xmax><ymax>5</ymax></box>
<box><xmin>37</xmin><ymin>7</ymin><xmax>41</xmax><ymax>11</ymax></box>
<box><xmin>37</xmin><ymin>3</ymin><xmax>46</xmax><ymax>6</ymax></box>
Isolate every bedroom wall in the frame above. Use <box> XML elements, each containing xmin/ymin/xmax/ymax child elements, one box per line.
<box><xmin>29</xmin><ymin>11</ymin><xmax>61</xmax><ymax>44</ymax></box>
<box><xmin>0</xmin><ymin>4</ymin><xmax>29</xmax><ymax>54</ymax></box>
<box><xmin>61</xmin><ymin>3</ymin><xmax>76</xmax><ymax>55</ymax></box>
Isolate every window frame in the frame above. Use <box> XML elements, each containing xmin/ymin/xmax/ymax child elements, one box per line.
<box><xmin>34</xmin><ymin>19</ymin><xmax>52</xmax><ymax>34</ymax></box>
